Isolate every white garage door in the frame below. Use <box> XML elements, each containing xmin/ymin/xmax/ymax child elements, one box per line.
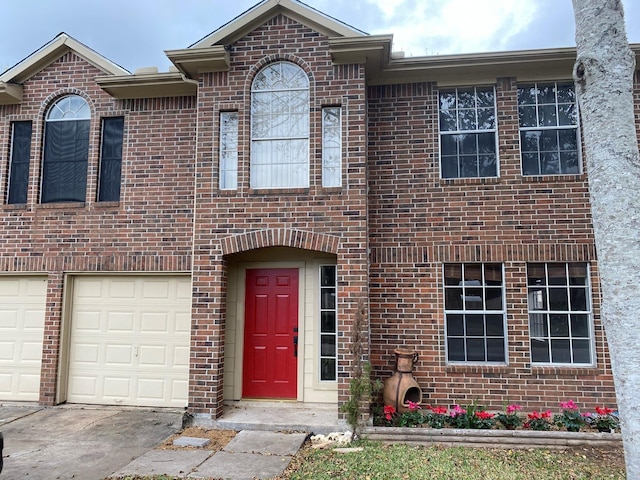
<box><xmin>67</xmin><ymin>276</ymin><xmax>191</xmax><ymax>408</ymax></box>
<box><xmin>0</xmin><ymin>276</ymin><xmax>47</xmax><ymax>401</ymax></box>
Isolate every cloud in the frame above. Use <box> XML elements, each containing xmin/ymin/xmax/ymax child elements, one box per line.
<box><xmin>363</xmin><ymin>0</ymin><xmax>539</xmax><ymax>56</ymax></box>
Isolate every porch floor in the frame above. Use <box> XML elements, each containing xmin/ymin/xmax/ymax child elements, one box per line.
<box><xmin>201</xmin><ymin>400</ymin><xmax>342</xmax><ymax>435</ymax></box>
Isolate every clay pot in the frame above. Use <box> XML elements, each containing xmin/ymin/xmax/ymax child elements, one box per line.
<box><xmin>382</xmin><ymin>348</ymin><xmax>423</xmax><ymax>413</ymax></box>
<box><xmin>394</xmin><ymin>348</ymin><xmax>419</xmax><ymax>372</ymax></box>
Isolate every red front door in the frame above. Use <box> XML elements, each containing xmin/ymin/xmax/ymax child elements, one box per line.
<box><xmin>243</xmin><ymin>268</ymin><xmax>299</xmax><ymax>399</ymax></box>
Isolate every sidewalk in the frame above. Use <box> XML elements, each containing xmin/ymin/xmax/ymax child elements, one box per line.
<box><xmin>0</xmin><ymin>404</ymin><xmax>181</xmax><ymax>480</ymax></box>
<box><xmin>110</xmin><ymin>430</ymin><xmax>308</xmax><ymax>479</ymax></box>
<box><xmin>0</xmin><ymin>401</ymin><xmax>341</xmax><ymax>479</ymax></box>
<box><xmin>110</xmin><ymin>401</ymin><xmax>341</xmax><ymax>479</ymax></box>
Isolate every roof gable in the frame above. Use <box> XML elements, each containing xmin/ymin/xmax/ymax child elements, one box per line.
<box><xmin>0</xmin><ymin>32</ymin><xmax>129</xmax><ymax>105</ymax></box>
<box><xmin>167</xmin><ymin>0</ymin><xmax>373</xmax><ymax>79</ymax></box>
<box><xmin>189</xmin><ymin>0</ymin><xmax>366</xmax><ymax>49</ymax></box>
<box><xmin>0</xmin><ymin>33</ymin><xmax>128</xmax><ymax>84</ymax></box>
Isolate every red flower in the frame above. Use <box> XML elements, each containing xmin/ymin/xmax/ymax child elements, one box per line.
<box><xmin>528</xmin><ymin>410</ymin><xmax>552</xmax><ymax>420</ymax></box>
<box><xmin>384</xmin><ymin>405</ymin><xmax>396</xmax><ymax>421</ymax></box>
<box><xmin>474</xmin><ymin>411</ymin><xmax>495</xmax><ymax>420</ymax></box>
<box><xmin>430</xmin><ymin>406</ymin><xmax>448</xmax><ymax>415</ymax></box>
<box><xmin>595</xmin><ymin>406</ymin><xmax>614</xmax><ymax>416</ymax></box>
<box><xmin>407</xmin><ymin>401</ymin><xmax>421</xmax><ymax>411</ymax></box>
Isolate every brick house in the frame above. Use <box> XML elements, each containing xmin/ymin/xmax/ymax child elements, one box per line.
<box><xmin>1</xmin><ymin>0</ymin><xmax>638</xmax><ymax>421</ymax></box>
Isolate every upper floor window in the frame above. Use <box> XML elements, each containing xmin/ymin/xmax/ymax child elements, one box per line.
<box><xmin>7</xmin><ymin>121</ymin><xmax>32</xmax><ymax>204</ymax></box>
<box><xmin>219</xmin><ymin>111</ymin><xmax>239</xmax><ymax>190</ymax></box>
<box><xmin>444</xmin><ymin>263</ymin><xmax>506</xmax><ymax>363</ymax></box>
<box><xmin>322</xmin><ymin>106</ymin><xmax>342</xmax><ymax>188</ymax></box>
<box><xmin>527</xmin><ymin>263</ymin><xmax>593</xmax><ymax>365</ymax></box>
<box><xmin>41</xmin><ymin>95</ymin><xmax>90</xmax><ymax>203</ymax></box>
<box><xmin>251</xmin><ymin>62</ymin><xmax>309</xmax><ymax>188</ymax></box>
<box><xmin>439</xmin><ymin>87</ymin><xmax>497</xmax><ymax>179</ymax></box>
<box><xmin>518</xmin><ymin>82</ymin><xmax>579</xmax><ymax>176</ymax></box>
<box><xmin>98</xmin><ymin>117</ymin><xmax>124</xmax><ymax>202</ymax></box>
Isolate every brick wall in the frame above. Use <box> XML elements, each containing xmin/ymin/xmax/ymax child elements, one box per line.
<box><xmin>2</xmin><ymin>16</ymin><xmax>634</xmax><ymax>416</ymax></box>
<box><xmin>189</xmin><ymin>15</ymin><xmax>369</xmax><ymax>416</ymax></box>
<box><xmin>0</xmin><ymin>52</ymin><xmax>195</xmax><ymax>404</ymax></box>
<box><xmin>367</xmin><ymin>78</ymin><xmax>617</xmax><ymax>411</ymax></box>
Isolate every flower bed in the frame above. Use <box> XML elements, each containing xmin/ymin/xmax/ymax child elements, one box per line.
<box><xmin>375</xmin><ymin>400</ymin><xmax>620</xmax><ymax>434</ymax></box>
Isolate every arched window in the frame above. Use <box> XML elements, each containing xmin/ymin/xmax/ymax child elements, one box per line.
<box><xmin>251</xmin><ymin>62</ymin><xmax>309</xmax><ymax>188</ymax></box>
<box><xmin>41</xmin><ymin>95</ymin><xmax>91</xmax><ymax>203</ymax></box>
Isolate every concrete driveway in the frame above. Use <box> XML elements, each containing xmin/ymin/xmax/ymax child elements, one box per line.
<box><xmin>0</xmin><ymin>404</ymin><xmax>182</xmax><ymax>480</ymax></box>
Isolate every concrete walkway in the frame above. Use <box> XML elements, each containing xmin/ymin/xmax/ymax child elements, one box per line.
<box><xmin>111</xmin><ymin>401</ymin><xmax>340</xmax><ymax>479</ymax></box>
<box><xmin>111</xmin><ymin>430</ymin><xmax>308</xmax><ymax>479</ymax></box>
<box><xmin>0</xmin><ymin>403</ymin><xmax>182</xmax><ymax>480</ymax></box>
<box><xmin>1</xmin><ymin>401</ymin><xmax>341</xmax><ymax>479</ymax></box>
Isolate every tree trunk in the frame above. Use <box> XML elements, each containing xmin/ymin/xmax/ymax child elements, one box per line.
<box><xmin>572</xmin><ymin>0</ymin><xmax>640</xmax><ymax>476</ymax></box>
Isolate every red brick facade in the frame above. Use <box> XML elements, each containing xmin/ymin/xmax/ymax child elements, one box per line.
<box><xmin>367</xmin><ymin>79</ymin><xmax>614</xmax><ymax>409</ymax></box>
<box><xmin>0</xmin><ymin>1</ymin><xmax>637</xmax><ymax>418</ymax></box>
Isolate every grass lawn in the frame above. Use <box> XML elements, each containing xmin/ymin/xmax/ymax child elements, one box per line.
<box><xmin>283</xmin><ymin>441</ymin><xmax>626</xmax><ymax>480</ymax></box>
<box><xmin>110</xmin><ymin>437</ymin><xmax>626</xmax><ymax>480</ymax></box>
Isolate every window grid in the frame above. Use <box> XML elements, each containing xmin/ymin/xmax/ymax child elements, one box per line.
<box><xmin>319</xmin><ymin>265</ymin><xmax>337</xmax><ymax>382</ymax></box>
<box><xmin>322</xmin><ymin>106</ymin><xmax>342</xmax><ymax>188</ymax></box>
<box><xmin>439</xmin><ymin>87</ymin><xmax>498</xmax><ymax>179</ymax></box>
<box><xmin>41</xmin><ymin>95</ymin><xmax>90</xmax><ymax>203</ymax></box>
<box><xmin>251</xmin><ymin>62</ymin><xmax>309</xmax><ymax>188</ymax></box>
<box><xmin>444</xmin><ymin>263</ymin><xmax>507</xmax><ymax>364</ymax></box>
<box><xmin>527</xmin><ymin>263</ymin><xmax>593</xmax><ymax>365</ymax></box>
<box><xmin>219</xmin><ymin>111</ymin><xmax>239</xmax><ymax>190</ymax></box>
<box><xmin>518</xmin><ymin>82</ymin><xmax>580</xmax><ymax>176</ymax></box>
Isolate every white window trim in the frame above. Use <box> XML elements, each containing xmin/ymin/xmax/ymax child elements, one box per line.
<box><xmin>318</xmin><ymin>264</ymin><xmax>338</xmax><ymax>382</ymax></box>
<box><xmin>517</xmin><ymin>82</ymin><xmax>582</xmax><ymax>177</ymax></box>
<box><xmin>219</xmin><ymin>111</ymin><xmax>239</xmax><ymax>190</ymax></box>
<box><xmin>527</xmin><ymin>263</ymin><xmax>595</xmax><ymax>367</ymax></box>
<box><xmin>321</xmin><ymin>106</ymin><xmax>342</xmax><ymax>188</ymax></box>
<box><xmin>250</xmin><ymin>62</ymin><xmax>310</xmax><ymax>189</ymax></box>
<box><xmin>443</xmin><ymin>263</ymin><xmax>508</xmax><ymax>365</ymax></box>
<box><xmin>438</xmin><ymin>86</ymin><xmax>500</xmax><ymax>180</ymax></box>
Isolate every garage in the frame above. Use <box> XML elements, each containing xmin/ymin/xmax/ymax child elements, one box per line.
<box><xmin>0</xmin><ymin>276</ymin><xmax>47</xmax><ymax>401</ymax></box>
<box><xmin>66</xmin><ymin>275</ymin><xmax>191</xmax><ymax>408</ymax></box>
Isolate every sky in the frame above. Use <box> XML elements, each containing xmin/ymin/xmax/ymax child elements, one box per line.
<box><xmin>1</xmin><ymin>0</ymin><xmax>639</xmax><ymax>74</ymax></box>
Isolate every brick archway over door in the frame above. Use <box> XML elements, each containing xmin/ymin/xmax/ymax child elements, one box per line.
<box><xmin>221</xmin><ymin>229</ymin><xmax>340</xmax><ymax>256</ymax></box>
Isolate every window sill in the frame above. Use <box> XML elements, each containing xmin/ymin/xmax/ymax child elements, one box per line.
<box><xmin>93</xmin><ymin>201</ymin><xmax>120</xmax><ymax>208</ymax></box>
<box><xmin>445</xmin><ymin>364</ymin><xmax>510</xmax><ymax>374</ymax></box>
<box><xmin>249</xmin><ymin>187</ymin><xmax>310</xmax><ymax>196</ymax></box>
<box><xmin>440</xmin><ymin>177</ymin><xmax>501</xmax><ymax>186</ymax></box>
<box><xmin>36</xmin><ymin>202</ymin><xmax>86</xmax><ymax>209</ymax></box>
<box><xmin>2</xmin><ymin>203</ymin><xmax>28</xmax><ymax>211</ymax></box>
<box><xmin>531</xmin><ymin>364</ymin><xmax>599</xmax><ymax>376</ymax></box>
<box><xmin>521</xmin><ymin>174</ymin><xmax>586</xmax><ymax>183</ymax></box>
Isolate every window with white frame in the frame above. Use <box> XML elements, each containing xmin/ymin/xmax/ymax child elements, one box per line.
<box><xmin>319</xmin><ymin>265</ymin><xmax>337</xmax><ymax>381</ymax></box>
<box><xmin>518</xmin><ymin>82</ymin><xmax>579</xmax><ymax>176</ymax></box>
<box><xmin>444</xmin><ymin>263</ymin><xmax>506</xmax><ymax>363</ymax></box>
<box><xmin>439</xmin><ymin>87</ymin><xmax>498</xmax><ymax>179</ymax></box>
<box><xmin>251</xmin><ymin>62</ymin><xmax>309</xmax><ymax>188</ymax></box>
<box><xmin>527</xmin><ymin>263</ymin><xmax>593</xmax><ymax>365</ymax></box>
<box><xmin>322</xmin><ymin>106</ymin><xmax>341</xmax><ymax>187</ymax></box>
<box><xmin>219</xmin><ymin>111</ymin><xmax>238</xmax><ymax>190</ymax></box>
